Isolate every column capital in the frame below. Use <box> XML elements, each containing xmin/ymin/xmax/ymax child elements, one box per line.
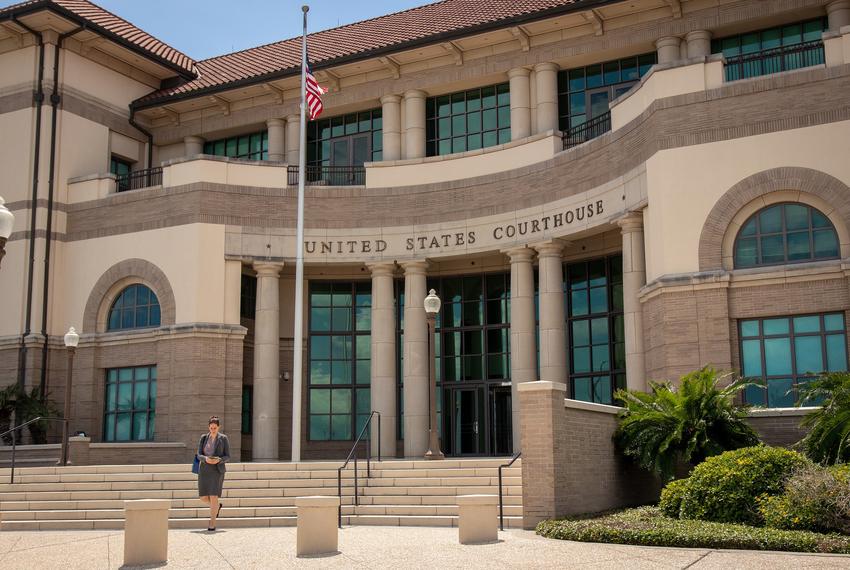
<box><xmin>266</xmin><ymin>117</ymin><xmax>286</xmax><ymax>128</ymax></box>
<box><xmin>183</xmin><ymin>135</ymin><xmax>204</xmax><ymax>144</ymax></box>
<box><xmin>533</xmin><ymin>62</ymin><xmax>560</xmax><ymax>73</ymax></box>
<box><xmin>503</xmin><ymin>246</ymin><xmax>535</xmax><ymax>263</ymax></box>
<box><xmin>655</xmin><ymin>35</ymin><xmax>682</xmax><ymax>49</ymax></box>
<box><xmin>507</xmin><ymin>66</ymin><xmax>531</xmax><ymax>78</ymax></box>
<box><xmin>403</xmin><ymin>89</ymin><xmax>427</xmax><ymax>100</ymax></box>
<box><xmin>615</xmin><ymin>211</ymin><xmax>644</xmax><ymax>233</ymax></box>
<box><xmin>532</xmin><ymin>239</ymin><xmax>567</xmax><ymax>258</ymax></box>
<box><xmin>400</xmin><ymin>259</ymin><xmax>429</xmax><ymax>274</ymax></box>
<box><xmin>286</xmin><ymin>114</ymin><xmax>300</xmax><ymax>123</ymax></box>
<box><xmin>828</xmin><ymin>1</ymin><xmax>850</xmax><ymax>14</ymax></box>
<box><xmin>380</xmin><ymin>94</ymin><xmax>402</xmax><ymax>104</ymax></box>
<box><xmin>684</xmin><ymin>30</ymin><xmax>712</xmax><ymax>43</ymax></box>
<box><xmin>252</xmin><ymin>262</ymin><xmax>284</xmax><ymax>277</ymax></box>
<box><xmin>367</xmin><ymin>261</ymin><xmax>396</xmax><ymax>277</ymax></box>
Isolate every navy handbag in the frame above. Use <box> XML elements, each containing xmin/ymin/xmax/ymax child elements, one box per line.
<box><xmin>191</xmin><ymin>455</ymin><xmax>200</xmax><ymax>474</ymax></box>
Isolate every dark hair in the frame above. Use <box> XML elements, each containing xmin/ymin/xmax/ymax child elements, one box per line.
<box><xmin>208</xmin><ymin>416</ymin><xmax>220</xmax><ymax>426</ymax></box>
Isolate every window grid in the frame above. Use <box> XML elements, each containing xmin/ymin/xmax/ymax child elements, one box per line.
<box><xmin>557</xmin><ymin>53</ymin><xmax>656</xmax><ymax>131</ymax></box>
<box><xmin>103</xmin><ymin>365</ymin><xmax>156</xmax><ymax>442</ymax></box>
<box><xmin>733</xmin><ymin>203</ymin><xmax>839</xmax><ymax>268</ymax></box>
<box><xmin>240</xmin><ymin>274</ymin><xmax>257</xmax><ymax>319</ymax></box>
<box><xmin>306</xmin><ymin>109</ymin><xmax>383</xmax><ymax>167</ymax></box>
<box><xmin>426</xmin><ymin>84</ymin><xmax>511</xmax><ymax>157</ymax></box>
<box><xmin>308</xmin><ymin>282</ymin><xmax>372</xmax><ymax>441</ymax></box>
<box><xmin>739</xmin><ymin>312</ymin><xmax>848</xmax><ymax>407</ymax></box>
<box><xmin>565</xmin><ymin>255</ymin><xmax>625</xmax><ymax>405</ymax></box>
<box><xmin>107</xmin><ymin>284</ymin><xmax>161</xmax><ymax>331</ymax></box>
<box><xmin>203</xmin><ymin>131</ymin><xmax>269</xmax><ymax>161</ymax></box>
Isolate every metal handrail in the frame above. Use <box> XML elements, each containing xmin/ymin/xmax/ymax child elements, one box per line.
<box><xmin>561</xmin><ymin>111</ymin><xmax>611</xmax><ymax>150</ymax></box>
<box><xmin>115</xmin><ymin>166</ymin><xmax>163</xmax><ymax>192</ymax></box>
<box><xmin>287</xmin><ymin>164</ymin><xmax>366</xmax><ymax>186</ymax></box>
<box><xmin>498</xmin><ymin>451</ymin><xmax>521</xmax><ymax>531</ymax></box>
<box><xmin>723</xmin><ymin>40</ymin><xmax>825</xmax><ymax>82</ymax></box>
<box><xmin>1</xmin><ymin>416</ymin><xmax>67</xmax><ymax>483</ymax></box>
<box><xmin>337</xmin><ymin>410</ymin><xmax>381</xmax><ymax>528</ymax></box>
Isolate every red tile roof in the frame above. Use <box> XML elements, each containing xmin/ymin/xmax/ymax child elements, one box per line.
<box><xmin>135</xmin><ymin>0</ymin><xmax>612</xmax><ymax>107</ymax></box>
<box><xmin>0</xmin><ymin>0</ymin><xmax>196</xmax><ymax>77</ymax></box>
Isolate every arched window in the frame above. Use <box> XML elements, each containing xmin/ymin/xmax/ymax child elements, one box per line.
<box><xmin>734</xmin><ymin>203</ymin><xmax>839</xmax><ymax>268</ymax></box>
<box><xmin>107</xmin><ymin>284</ymin><xmax>161</xmax><ymax>331</ymax></box>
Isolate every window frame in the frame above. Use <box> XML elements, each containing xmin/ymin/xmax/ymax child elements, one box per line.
<box><xmin>425</xmin><ymin>84</ymin><xmax>511</xmax><ymax>157</ymax></box>
<box><xmin>203</xmin><ymin>130</ymin><xmax>269</xmax><ymax>161</ymax></box>
<box><xmin>103</xmin><ymin>365</ymin><xmax>156</xmax><ymax>442</ymax></box>
<box><xmin>107</xmin><ymin>284</ymin><xmax>161</xmax><ymax>332</ymax></box>
<box><xmin>307</xmin><ymin>109</ymin><xmax>383</xmax><ymax>168</ymax></box>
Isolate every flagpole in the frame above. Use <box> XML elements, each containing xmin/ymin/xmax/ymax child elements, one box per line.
<box><xmin>291</xmin><ymin>4</ymin><xmax>309</xmax><ymax>462</ymax></box>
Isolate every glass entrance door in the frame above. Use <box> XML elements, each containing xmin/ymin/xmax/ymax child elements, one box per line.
<box><xmin>445</xmin><ymin>387</ymin><xmax>485</xmax><ymax>456</ymax></box>
<box><xmin>490</xmin><ymin>386</ymin><xmax>512</xmax><ymax>456</ymax></box>
<box><xmin>329</xmin><ymin>133</ymin><xmax>369</xmax><ymax>184</ymax></box>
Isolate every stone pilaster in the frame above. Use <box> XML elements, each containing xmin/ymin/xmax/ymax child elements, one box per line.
<box><xmin>403</xmin><ymin>90</ymin><xmax>427</xmax><ymax>159</ymax></box>
<box><xmin>266</xmin><ymin>118</ymin><xmax>286</xmax><ymax>162</ymax></box>
<box><xmin>252</xmin><ymin>262</ymin><xmax>283</xmax><ymax>461</ymax></box>
<box><xmin>508</xmin><ymin>67</ymin><xmax>531</xmax><ymax>140</ymax></box>
<box><xmin>285</xmin><ymin>115</ymin><xmax>300</xmax><ymax>165</ymax></box>
<box><xmin>685</xmin><ymin>30</ymin><xmax>712</xmax><ymax>59</ymax></box>
<box><xmin>533</xmin><ymin>240</ymin><xmax>567</xmax><ymax>384</ymax></box>
<box><xmin>533</xmin><ymin>62</ymin><xmax>559</xmax><ymax>133</ymax></box>
<box><xmin>655</xmin><ymin>36</ymin><xmax>682</xmax><ymax>65</ymax></box>
<box><xmin>183</xmin><ymin>135</ymin><xmax>204</xmax><ymax>158</ymax></box>
<box><xmin>368</xmin><ymin>262</ymin><xmax>397</xmax><ymax>457</ymax></box>
<box><xmin>616</xmin><ymin>212</ymin><xmax>647</xmax><ymax>392</ymax></box>
<box><xmin>401</xmin><ymin>260</ymin><xmax>429</xmax><ymax>456</ymax></box>
<box><xmin>505</xmin><ymin>247</ymin><xmax>537</xmax><ymax>452</ymax></box>
<box><xmin>380</xmin><ymin>95</ymin><xmax>402</xmax><ymax>161</ymax></box>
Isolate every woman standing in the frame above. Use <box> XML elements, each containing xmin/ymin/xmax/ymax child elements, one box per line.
<box><xmin>197</xmin><ymin>416</ymin><xmax>230</xmax><ymax>531</ymax></box>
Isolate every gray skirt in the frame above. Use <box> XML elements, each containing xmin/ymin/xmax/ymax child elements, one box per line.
<box><xmin>198</xmin><ymin>462</ymin><xmax>225</xmax><ymax>497</ymax></box>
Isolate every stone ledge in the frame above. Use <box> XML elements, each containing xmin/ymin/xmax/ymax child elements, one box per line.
<box><xmin>517</xmin><ymin>381</ymin><xmax>567</xmax><ymax>393</ymax></box>
<box><xmin>747</xmin><ymin>406</ymin><xmax>818</xmax><ymax>418</ymax></box>
<box><xmin>563</xmin><ymin>398</ymin><xmax>620</xmax><ymax>415</ymax></box>
<box><xmin>90</xmin><ymin>442</ymin><xmax>186</xmax><ymax>449</ymax></box>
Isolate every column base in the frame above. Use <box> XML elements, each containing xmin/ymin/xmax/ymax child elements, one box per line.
<box><xmin>424</xmin><ymin>449</ymin><xmax>445</xmax><ymax>460</ymax></box>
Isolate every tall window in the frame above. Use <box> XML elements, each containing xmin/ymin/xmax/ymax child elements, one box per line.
<box><xmin>241</xmin><ymin>386</ymin><xmax>252</xmax><ymax>435</ymax></box>
<box><xmin>734</xmin><ymin>203</ymin><xmax>839</xmax><ymax>268</ymax></box>
<box><xmin>565</xmin><ymin>255</ymin><xmax>625</xmax><ymax>404</ymax></box>
<box><xmin>307</xmin><ymin>110</ymin><xmax>383</xmax><ymax>168</ymax></box>
<box><xmin>104</xmin><ymin>365</ymin><xmax>156</xmax><ymax>441</ymax></box>
<box><xmin>713</xmin><ymin>18</ymin><xmax>827</xmax><ymax>81</ymax></box>
<box><xmin>558</xmin><ymin>53</ymin><xmax>656</xmax><ymax>131</ymax></box>
<box><xmin>426</xmin><ymin>84</ymin><xmax>511</xmax><ymax>156</ymax></box>
<box><xmin>240</xmin><ymin>274</ymin><xmax>257</xmax><ymax>320</ymax></box>
<box><xmin>203</xmin><ymin>131</ymin><xmax>268</xmax><ymax>160</ymax></box>
<box><xmin>110</xmin><ymin>156</ymin><xmax>133</xmax><ymax>192</ymax></box>
<box><xmin>107</xmin><ymin>284</ymin><xmax>160</xmax><ymax>331</ymax></box>
<box><xmin>308</xmin><ymin>282</ymin><xmax>371</xmax><ymax>441</ymax></box>
<box><xmin>740</xmin><ymin>313</ymin><xmax>847</xmax><ymax>407</ymax></box>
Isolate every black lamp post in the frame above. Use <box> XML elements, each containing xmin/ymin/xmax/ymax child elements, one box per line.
<box><xmin>423</xmin><ymin>289</ymin><xmax>444</xmax><ymax>460</ymax></box>
<box><xmin>60</xmin><ymin>327</ymin><xmax>79</xmax><ymax>466</ymax></box>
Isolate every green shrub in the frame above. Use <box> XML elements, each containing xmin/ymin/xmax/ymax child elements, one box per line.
<box><xmin>758</xmin><ymin>463</ymin><xmax>850</xmax><ymax>534</ymax></box>
<box><xmin>798</xmin><ymin>372</ymin><xmax>850</xmax><ymax>465</ymax></box>
<box><xmin>659</xmin><ymin>478</ymin><xmax>689</xmax><ymax>518</ymax></box>
<box><xmin>678</xmin><ymin>446</ymin><xmax>810</xmax><ymax>525</ymax></box>
<box><xmin>614</xmin><ymin>367</ymin><xmax>759</xmax><ymax>481</ymax></box>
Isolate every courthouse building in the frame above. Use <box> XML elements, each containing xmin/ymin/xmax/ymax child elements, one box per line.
<box><xmin>1</xmin><ymin>0</ymin><xmax>850</xmax><ymax>462</ymax></box>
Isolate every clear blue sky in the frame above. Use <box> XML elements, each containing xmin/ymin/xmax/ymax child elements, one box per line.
<box><xmin>85</xmin><ymin>1</ymin><xmax>437</xmax><ymax>60</ymax></box>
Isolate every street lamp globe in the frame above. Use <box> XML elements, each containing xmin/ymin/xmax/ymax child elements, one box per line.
<box><xmin>0</xmin><ymin>197</ymin><xmax>13</xmax><ymax>240</ymax></box>
<box><xmin>64</xmin><ymin>326</ymin><xmax>79</xmax><ymax>348</ymax></box>
<box><xmin>423</xmin><ymin>289</ymin><xmax>441</xmax><ymax>314</ymax></box>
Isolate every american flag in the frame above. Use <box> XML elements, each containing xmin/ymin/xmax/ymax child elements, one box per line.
<box><xmin>305</xmin><ymin>62</ymin><xmax>326</xmax><ymax>121</ymax></box>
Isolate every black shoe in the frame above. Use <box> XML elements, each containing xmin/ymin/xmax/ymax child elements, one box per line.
<box><xmin>207</xmin><ymin>527</ymin><xmax>216</xmax><ymax>532</ymax></box>
<box><xmin>217</xmin><ymin>503</ymin><xmax>223</xmax><ymax>516</ymax></box>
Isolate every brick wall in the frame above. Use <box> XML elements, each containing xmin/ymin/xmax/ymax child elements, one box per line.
<box><xmin>746</xmin><ymin>412</ymin><xmax>809</xmax><ymax>448</ymax></box>
<box><xmin>519</xmin><ymin>381</ymin><xmax>660</xmax><ymax>530</ymax></box>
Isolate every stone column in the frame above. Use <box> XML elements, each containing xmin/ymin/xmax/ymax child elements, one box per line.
<box><xmin>381</xmin><ymin>95</ymin><xmax>402</xmax><ymax>161</ymax></box>
<box><xmin>616</xmin><ymin>212</ymin><xmax>647</xmax><ymax>392</ymax></box>
<box><xmin>533</xmin><ymin>241</ymin><xmax>567</xmax><ymax>384</ymax></box>
<box><xmin>685</xmin><ymin>30</ymin><xmax>712</xmax><ymax>59</ymax></box>
<box><xmin>506</xmin><ymin>247</ymin><xmax>537</xmax><ymax>452</ymax></box>
<box><xmin>655</xmin><ymin>36</ymin><xmax>682</xmax><ymax>65</ymax></box>
<box><xmin>534</xmin><ymin>62</ymin><xmax>559</xmax><ymax>134</ymax></box>
<box><xmin>252</xmin><ymin>262</ymin><xmax>283</xmax><ymax>461</ymax></box>
<box><xmin>828</xmin><ymin>0</ymin><xmax>850</xmax><ymax>30</ymax></box>
<box><xmin>368</xmin><ymin>262</ymin><xmax>397</xmax><ymax>457</ymax></box>
<box><xmin>286</xmin><ymin>114</ymin><xmax>300</xmax><ymax>165</ymax></box>
<box><xmin>508</xmin><ymin>67</ymin><xmax>531</xmax><ymax>140</ymax></box>
<box><xmin>266</xmin><ymin>118</ymin><xmax>286</xmax><ymax>162</ymax></box>
<box><xmin>403</xmin><ymin>90</ymin><xmax>427</xmax><ymax>159</ymax></box>
<box><xmin>401</xmin><ymin>261</ymin><xmax>429</xmax><ymax>456</ymax></box>
<box><xmin>184</xmin><ymin>135</ymin><xmax>204</xmax><ymax>158</ymax></box>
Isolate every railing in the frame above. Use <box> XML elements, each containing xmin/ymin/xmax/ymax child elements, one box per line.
<box><xmin>562</xmin><ymin>111</ymin><xmax>611</xmax><ymax>150</ymax></box>
<box><xmin>498</xmin><ymin>451</ymin><xmax>521</xmax><ymax>531</ymax></box>
<box><xmin>1</xmin><ymin>417</ymin><xmax>67</xmax><ymax>483</ymax></box>
<box><xmin>337</xmin><ymin>410</ymin><xmax>381</xmax><ymax>528</ymax></box>
<box><xmin>287</xmin><ymin>164</ymin><xmax>366</xmax><ymax>187</ymax></box>
<box><xmin>115</xmin><ymin>166</ymin><xmax>163</xmax><ymax>192</ymax></box>
<box><xmin>724</xmin><ymin>41</ymin><xmax>825</xmax><ymax>82</ymax></box>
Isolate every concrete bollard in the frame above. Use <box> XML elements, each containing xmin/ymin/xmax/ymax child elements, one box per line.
<box><xmin>457</xmin><ymin>494</ymin><xmax>499</xmax><ymax>544</ymax></box>
<box><xmin>124</xmin><ymin>499</ymin><xmax>170</xmax><ymax>566</ymax></box>
<box><xmin>295</xmin><ymin>496</ymin><xmax>340</xmax><ymax>556</ymax></box>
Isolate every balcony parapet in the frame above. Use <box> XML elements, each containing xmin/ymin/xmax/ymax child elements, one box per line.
<box><xmin>824</xmin><ymin>25</ymin><xmax>850</xmax><ymax>67</ymax></box>
<box><xmin>67</xmin><ymin>172</ymin><xmax>117</xmax><ymax>203</ymax></box>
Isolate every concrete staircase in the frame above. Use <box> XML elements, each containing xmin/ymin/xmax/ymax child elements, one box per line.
<box><xmin>0</xmin><ymin>458</ymin><xmax>522</xmax><ymax>531</ymax></box>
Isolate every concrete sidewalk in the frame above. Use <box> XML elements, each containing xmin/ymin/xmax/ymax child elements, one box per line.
<box><xmin>0</xmin><ymin>526</ymin><xmax>847</xmax><ymax>569</ymax></box>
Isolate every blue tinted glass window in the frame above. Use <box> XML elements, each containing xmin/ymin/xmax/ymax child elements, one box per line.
<box><xmin>426</xmin><ymin>84</ymin><xmax>510</xmax><ymax>156</ymax></box>
<box><xmin>107</xmin><ymin>285</ymin><xmax>160</xmax><ymax>331</ymax></box>
<box><xmin>104</xmin><ymin>365</ymin><xmax>156</xmax><ymax>441</ymax></box>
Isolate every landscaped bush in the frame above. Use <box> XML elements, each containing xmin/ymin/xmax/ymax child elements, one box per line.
<box><xmin>758</xmin><ymin>463</ymin><xmax>850</xmax><ymax>535</ymax></box>
<box><xmin>677</xmin><ymin>446</ymin><xmax>810</xmax><ymax>525</ymax></box>
<box><xmin>614</xmin><ymin>367</ymin><xmax>759</xmax><ymax>481</ymax></box>
<box><xmin>798</xmin><ymin>372</ymin><xmax>850</xmax><ymax>465</ymax></box>
<box><xmin>658</xmin><ymin>478</ymin><xmax>688</xmax><ymax>518</ymax></box>
<box><xmin>535</xmin><ymin>507</ymin><xmax>850</xmax><ymax>554</ymax></box>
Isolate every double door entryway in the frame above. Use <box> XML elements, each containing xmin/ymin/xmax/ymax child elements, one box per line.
<box><xmin>442</xmin><ymin>384</ymin><xmax>512</xmax><ymax>457</ymax></box>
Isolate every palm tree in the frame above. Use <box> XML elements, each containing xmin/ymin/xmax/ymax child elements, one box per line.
<box><xmin>613</xmin><ymin>366</ymin><xmax>760</xmax><ymax>480</ymax></box>
<box><xmin>798</xmin><ymin>372</ymin><xmax>850</xmax><ymax>465</ymax></box>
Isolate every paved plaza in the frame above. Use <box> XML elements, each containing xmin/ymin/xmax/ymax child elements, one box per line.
<box><xmin>0</xmin><ymin>526</ymin><xmax>848</xmax><ymax>569</ymax></box>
